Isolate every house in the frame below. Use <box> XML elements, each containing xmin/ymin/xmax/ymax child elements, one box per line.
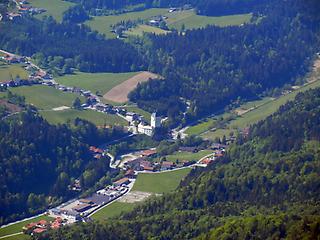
<box><xmin>72</xmin><ymin>203</ymin><xmax>93</xmax><ymax>213</ymax></box>
<box><xmin>161</xmin><ymin>161</ymin><xmax>175</xmax><ymax>170</ymax></box>
<box><xmin>168</xmin><ymin>7</ymin><xmax>177</xmax><ymax>12</ymax></box>
<box><xmin>61</xmin><ymin>210</ymin><xmax>81</xmax><ymax>222</ymax></box>
<box><xmin>36</xmin><ymin>220</ymin><xmax>48</xmax><ymax>228</ymax></box>
<box><xmin>125</xmin><ymin>169</ymin><xmax>136</xmax><ymax>179</ymax></box>
<box><xmin>143</xmin><ymin>166</ymin><xmax>155</xmax><ymax>172</ymax></box>
<box><xmin>114</xmin><ymin>177</ymin><xmax>130</xmax><ymax>187</ymax></box>
<box><xmin>8</xmin><ymin>13</ymin><xmax>21</xmax><ymax>21</ymax></box>
<box><xmin>126</xmin><ymin>112</ymin><xmax>138</xmax><ymax>122</ymax></box>
<box><xmin>125</xmin><ymin>157</ymin><xmax>144</xmax><ymax>171</ymax></box>
<box><xmin>79</xmin><ymin>199</ymin><xmax>94</xmax><ymax>204</ymax></box>
<box><xmin>137</xmin><ymin>122</ymin><xmax>153</xmax><ymax>136</ymax></box>
<box><xmin>32</xmin><ymin>228</ymin><xmax>47</xmax><ymax>234</ymax></box>
<box><xmin>89</xmin><ymin>146</ymin><xmax>104</xmax><ymax>154</ymax></box>
<box><xmin>141</xmin><ymin>149</ymin><xmax>157</xmax><ymax>158</ymax></box>
<box><xmin>22</xmin><ymin>222</ymin><xmax>37</xmax><ymax>233</ymax></box>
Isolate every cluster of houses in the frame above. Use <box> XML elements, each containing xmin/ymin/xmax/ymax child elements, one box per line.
<box><xmin>199</xmin><ymin>144</ymin><xmax>226</xmax><ymax>166</ymax></box>
<box><xmin>124</xmin><ymin>149</ymin><xmax>194</xmax><ymax>172</ymax></box>
<box><xmin>4</xmin><ymin>0</ymin><xmax>46</xmax><ymax>21</ymax></box>
<box><xmin>127</xmin><ymin>112</ymin><xmax>162</xmax><ymax>136</ymax></box>
<box><xmin>22</xmin><ymin>217</ymin><xmax>64</xmax><ymax>236</ymax></box>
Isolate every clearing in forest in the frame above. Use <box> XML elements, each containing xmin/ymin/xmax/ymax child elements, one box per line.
<box><xmin>103</xmin><ymin>71</ymin><xmax>161</xmax><ymax>103</ymax></box>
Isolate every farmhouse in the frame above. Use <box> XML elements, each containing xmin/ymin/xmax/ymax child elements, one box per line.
<box><xmin>72</xmin><ymin>203</ymin><xmax>93</xmax><ymax>213</ymax></box>
<box><xmin>137</xmin><ymin>122</ymin><xmax>153</xmax><ymax>136</ymax></box>
<box><xmin>161</xmin><ymin>161</ymin><xmax>175</xmax><ymax>170</ymax></box>
<box><xmin>125</xmin><ymin>169</ymin><xmax>136</xmax><ymax>179</ymax></box>
<box><xmin>141</xmin><ymin>149</ymin><xmax>157</xmax><ymax>157</ymax></box>
<box><xmin>114</xmin><ymin>177</ymin><xmax>130</xmax><ymax>187</ymax></box>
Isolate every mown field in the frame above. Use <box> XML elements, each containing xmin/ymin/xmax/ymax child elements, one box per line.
<box><xmin>164</xmin><ymin>150</ymin><xmax>212</xmax><ymax>163</ymax></box>
<box><xmin>0</xmin><ymin>64</ymin><xmax>28</xmax><ymax>81</ymax></box>
<box><xmin>126</xmin><ymin>24</ymin><xmax>170</xmax><ymax>36</ymax></box>
<box><xmin>165</xmin><ymin>10</ymin><xmax>252</xmax><ymax>30</ymax></box>
<box><xmin>28</xmin><ymin>0</ymin><xmax>75</xmax><ymax>22</ymax></box>
<box><xmin>85</xmin><ymin>8</ymin><xmax>168</xmax><ymax>38</ymax></box>
<box><xmin>91</xmin><ymin>201</ymin><xmax>136</xmax><ymax>221</ymax></box>
<box><xmin>132</xmin><ymin>168</ymin><xmax>191</xmax><ymax>194</ymax></box>
<box><xmin>201</xmin><ymin>78</ymin><xmax>320</xmax><ymax>140</ymax></box>
<box><xmin>0</xmin><ymin>215</ymin><xmax>53</xmax><ymax>239</ymax></box>
<box><xmin>56</xmin><ymin>71</ymin><xmax>139</xmax><ymax>96</ymax></box>
<box><xmin>40</xmin><ymin>109</ymin><xmax>127</xmax><ymax>126</ymax></box>
<box><xmin>10</xmin><ymin>85</ymin><xmax>84</xmax><ymax>110</ymax></box>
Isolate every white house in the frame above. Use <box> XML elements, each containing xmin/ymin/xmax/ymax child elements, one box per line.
<box><xmin>151</xmin><ymin>112</ymin><xmax>161</xmax><ymax>128</ymax></box>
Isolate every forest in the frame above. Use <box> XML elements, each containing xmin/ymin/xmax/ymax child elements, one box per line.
<box><xmin>38</xmin><ymin>87</ymin><xmax>320</xmax><ymax>239</ymax></box>
<box><xmin>0</xmin><ymin>17</ymin><xmax>144</xmax><ymax>74</ymax></box>
<box><xmin>129</xmin><ymin>0</ymin><xmax>320</xmax><ymax>126</ymax></box>
<box><xmin>0</xmin><ymin>110</ymin><xmax>126</xmax><ymax>225</ymax></box>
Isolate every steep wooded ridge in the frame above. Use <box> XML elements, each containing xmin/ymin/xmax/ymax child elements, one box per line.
<box><xmin>39</xmin><ymin>89</ymin><xmax>320</xmax><ymax>239</ymax></box>
<box><xmin>129</xmin><ymin>0</ymin><xmax>320</xmax><ymax>126</ymax></box>
<box><xmin>0</xmin><ymin>111</ymin><xmax>124</xmax><ymax>225</ymax></box>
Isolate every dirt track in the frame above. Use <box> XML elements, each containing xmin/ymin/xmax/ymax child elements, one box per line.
<box><xmin>103</xmin><ymin>71</ymin><xmax>160</xmax><ymax>103</ymax></box>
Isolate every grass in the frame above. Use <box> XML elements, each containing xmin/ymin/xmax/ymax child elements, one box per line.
<box><xmin>10</xmin><ymin>85</ymin><xmax>84</xmax><ymax>110</ymax></box>
<box><xmin>40</xmin><ymin>109</ymin><xmax>127</xmax><ymax>126</ymax></box>
<box><xmin>56</xmin><ymin>71</ymin><xmax>139</xmax><ymax>96</ymax></box>
<box><xmin>132</xmin><ymin>168</ymin><xmax>191</xmax><ymax>194</ymax></box>
<box><xmin>165</xmin><ymin>10</ymin><xmax>252</xmax><ymax>30</ymax></box>
<box><xmin>201</xmin><ymin>79</ymin><xmax>320</xmax><ymax>140</ymax></box>
<box><xmin>0</xmin><ymin>64</ymin><xmax>28</xmax><ymax>81</ymax></box>
<box><xmin>126</xmin><ymin>24</ymin><xmax>170</xmax><ymax>36</ymax></box>
<box><xmin>0</xmin><ymin>233</ymin><xmax>30</xmax><ymax>240</ymax></box>
<box><xmin>28</xmin><ymin>0</ymin><xmax>75</xmax><ymax>22</ymax></box>
<box><xmin>123</xmin><ymin>106</ymin><xmax>151</xmax><ymax>123</ymax></box>
<box><xmin>0</xmin><ymin>215</ymin><xmax>53</xmax><ymax>238</ymax></box>
<box><xmin>91</xmin><ymin>202</ymin><xmax>136</xmax><ymax>221</ymax></box>
<box><xmin>85</xmin><ymin>8</ymin><xmax>168</xmax><ymax>38</ymax></box>
<box><xmin>164</xmin><ymin>150</ymin><xmax>212</xmax><ymax>162</ymax></box>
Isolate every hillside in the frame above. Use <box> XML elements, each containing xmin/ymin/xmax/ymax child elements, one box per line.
<box><xmin>39</xmin><ymin>89</ymin><xmax>320</xmax><ymax>239</ymax></box>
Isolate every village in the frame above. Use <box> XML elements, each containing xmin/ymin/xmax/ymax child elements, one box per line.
<box><xmin>20</xmin><ymin>140</ymin><xmax>226</xmax><ymax>236</ymax></box>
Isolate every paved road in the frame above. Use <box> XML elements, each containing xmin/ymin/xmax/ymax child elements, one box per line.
<box><xmin>0</xmin><ymin>232</ymin><xmax>23</xmax><ymax>239</ymax></box>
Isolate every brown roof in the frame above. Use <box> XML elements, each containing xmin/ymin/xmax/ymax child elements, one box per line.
<box><xmin>72</xmin><ymin>203</ymin><xmax>92</xmax><ymax>212</ymax></box>
<box><xmin>37</xmin><ymin>220</ymin><xmax>47</xmax><ymax>226</ymax></box>
<box><xmin>162</xmin><ymin>161</ymin><xmax>174</xmax><ymax>167</ymax></box>
<box><xmin>125</xmin><ymin>169</ymin><xmax>135</xmax><ymax>176</ymax></box>
<box><xmin>142</xmin><ymin>149</ymin><xmax>157</xmax><ymax>157</ymax></box>
<box><xmin>33</xmin><ymin>228</ymin><xmax>47</xmax><ymax>234</ymax></box>
<box><xmin>79</xmin><ymin>199</ymin><xmax>93</xmax><ymax>204</ymax></box>
<box><xmin>143</xmin><ymin>166</ymin><xmax>155</xmax><ymax>171</ymax></box>
<box><xmin>114</xmin><ymin>177</ymin><xmax>130</xmax><ymax>185</ymax></box>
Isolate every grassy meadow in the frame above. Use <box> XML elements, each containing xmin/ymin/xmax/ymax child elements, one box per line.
<box><xmin>166</xmin><ymin>10</ymin><xmax>252</xmax><ymax>30</ymax></box>
<box><xmin>85</xmin><ymin>8</ymin><xmax>168</xmax><ymax>38</ymax></box>
<box><xmin>125</xmin><ymin>24</ymin><xmax>170</xmax><ymax>36</ymax></box>
<box><xmin>10</xmin><ymin>85</ymin><xmax>85</xmax><ymax>110</ymax></box>
<box><xmin>28</xmin><ymin>0</ymin><xmax>75</xmax><ymax>22</ymax></box>
<box><xmin>91</xmin><ymin>202</ymin><xmax>136</xmax><ymax>221</ymax></box>
<box><xmin>0</xmin><ymin>215</ymin><xmax>53</xmax><ymax>238</ymax></box>
<box><xmin>56</xmin><ymin>72</ymin><xmax>139</xmax><ymax>96</ymax></box>
<box><xmin>164</xmin><ymin>150</ymin><xmax>212</xmax><ymax>163</ymax></box>
<box><xmin>201</xmin><ymin>79</ymin><xmax>320</xmax><ymax>140</ymax></box>
<box><xmin>132</xmin><ymin>168</ymin><xmax>191</xmax><ymax>194</ymax></box>
<box><xmin>40</xmin><ymin>109</ymin><xmax>127</xmax><ymax>126</ymax></box>
<box><xmin>0</xmin><ymin>64</ymin><xmax>28</xmax><ymax>81</ymax></box>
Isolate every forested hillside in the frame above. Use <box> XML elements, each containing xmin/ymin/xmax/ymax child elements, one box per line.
<box><xmin>0</xmin><ymin>17</ymin><xmax>144</xmax><ymax>74</ymax></box>
<box><xmin>39</xmin><ymin>88</ymin><xmax>320</xmax><ymax>239</ymax></box>
<box><xmin>129</xmin><ymin>0</ymin><xmax>320</xmax><ymax>125</ymax></box>
<box><xmin>0</xmin><ymin>111</ymin><xmax>125</xmax><ymax>225</ymax></box>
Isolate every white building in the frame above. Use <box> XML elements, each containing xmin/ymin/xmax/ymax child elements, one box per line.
<box><xmin>151</xmin><ymin>112</ymin><xmax>161</xmax><ymax>128</ymax></box>
<box><xmin>137</xmin><ymin>122</ymin><xmax>153</xmax><ymax>136</ymax></box>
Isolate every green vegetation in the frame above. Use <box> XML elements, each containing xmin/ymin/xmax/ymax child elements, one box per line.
<box><xmin>132</xmin><ymin>168</ymin><xmax>191</xmax><ymax>193</ymax></box>
<box><xmin>164</xmin><ymin>150</ymin><xmax>212</xmax><ymax>162</ymax></box>
<box><xmin>85</xmin><ymin>8</ymin><xmax>168</xmax><ymax>38</ymax></box>
<box><xmin>56</xmin><ymin>71</ymin><xmax>139</xmax><ymax>96</ymax></box>
<box><xmin>0</xmin><ymin>64</ymin><xmax>28</xmax><ymax>81</ymax></box>
<box><xmin>125</xmin><ymin>24</ymin><xmax>169</xmax><ymax>36</ymax></box>
<box><xmin>10</xmin><ymin>85</ymin><xmax>85</xmax><ymax>110</ymax></box>
<box><xmin>40</xmin><ymin>109</ymin><xmax>127</xmax><ymax>126</ymax></box>
<box><xmin>29</xmin><ymin>0</ymin><xmax>75</xmax><ymax>22</ymax></box>
<box><xmin>165</xmin><ymin>10</ymin><xmax>252</xmax><ymax>30</ymax></box>
<box><xmin>91</xmin><ymin>202</ymin><xmax>136</xmax><ymax>221</ymax></box>
<box><xmin>201</xmin><ymin>79</ymin><xmax>320</xmax><ymax>140</ymax></box>
<box><xmin>1</xmin><ymin>234</ymin><xmax>30</xmax><ymax>240</ymax></box>
<box><xmin>0</xmin><ymin>215</ymin><xmax>53</xmax><ymax>238</ymax></box>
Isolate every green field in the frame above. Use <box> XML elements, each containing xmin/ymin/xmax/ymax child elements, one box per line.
<box><xmin>0</xmin><ymin>215</ymin><xmax>53</xmax><ymax>238</ymax></box>
<box><xmin>165</xmin><ymin>10</ymin><xmax>252</xmax><ymax>30</ymax></box>
<box><xmin>40</xmin><ymin>109</ymin><xmax>127</xmax><ymax>126</ymax></box>
<box><xmin>1</xmin><ymin>234</ymin><xmax>30</xmax><ymax>240</ymax></box>
<box><xmin>56</xmin><ymin>71</ymin><xmax>139</xmax><ymax>96</ymax></box>
<box><xmin>29</xmin><ymin>0</ymin><xmax>75</xmax><ymax>22</ymax></box>
<box><xmin>91</xmin><ymin>201</ymin><xmax>136</xmax><ymax>221</ymax></box>
<box><xmin>85</xmin><ymin>8</ymin><xmax>168</xmax><ymax>38</ymax></box>
<box><xmin>0</xmin><ymin>64</ymin><xmax>28</xmax><ymax>81</ymax></box>
<box><xmin>201</xmin><ymin>79</ymin><xmax>320</xmax><ymax>140</ymax></box>
<box><xmin>164</xmin><ymin>150</ymin><xmax>212</xmax><ymax>162</ymax></box>
<box><xmin>126</xmin><ymin>24</ymin><xmax>170</xmax><ymax>36</ymax></box>
<box><xmin>10</xmin><ymin>85</ymin><xmax>84</xmax><ymax>110</ymax></box>
<box><xmin>132</xmin><ymin>168</ymin><xmax>191</xmax><ymax>193</ymax></box>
